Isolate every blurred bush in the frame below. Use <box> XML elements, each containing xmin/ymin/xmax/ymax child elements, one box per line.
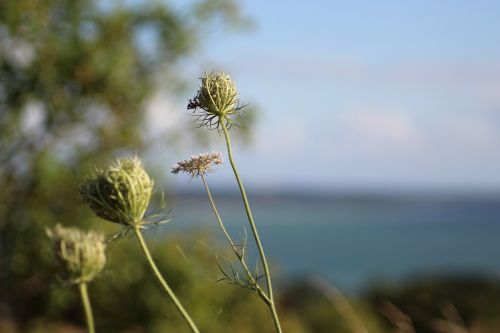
<box><xmin>367</xmin><ymin>275</ymin><xmax>500</xmax><ymax>333</ymax></box>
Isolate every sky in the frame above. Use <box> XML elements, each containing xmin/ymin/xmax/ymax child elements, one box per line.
<box><xmin>153</xmin><ymin>0</ymin><xmax>500</xmax><ymax>192</ymax></box>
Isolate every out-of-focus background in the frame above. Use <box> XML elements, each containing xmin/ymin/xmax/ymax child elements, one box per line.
<box><xmin>1</xmin><ymin>0</ymin><xmax>499</xmax><ymax>332</ymax></box>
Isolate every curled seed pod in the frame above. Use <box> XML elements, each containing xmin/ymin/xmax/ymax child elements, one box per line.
<box><xmin>171</xmin><ymin>152</ymin><xmax>223</xmax><ymax>178</ymax></box>
<box><xmin>80</xmin><ymin>156</ymin><xmax>153</xmax><ymax>226</ymax></box>
<box><xmin>188</xmin><ymin>72</ymin><xmax>244</xmax><ymax>129</ymax></box>
<box><xmin>47</xmin><ymin>224</ymin><xmax>106</xmax><ymax>284</ymax></box>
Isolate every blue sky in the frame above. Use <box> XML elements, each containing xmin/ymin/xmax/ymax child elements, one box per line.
<box><xmin>154</xmin><ymin>1</ymin><xmax>500</xmax><ymax>191</ymax></box>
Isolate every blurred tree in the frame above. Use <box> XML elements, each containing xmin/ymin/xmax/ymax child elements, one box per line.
<box><xmin>0</xmin><ymin>0</ymin><xmax>252</xmax><ymax>331</ymax></box>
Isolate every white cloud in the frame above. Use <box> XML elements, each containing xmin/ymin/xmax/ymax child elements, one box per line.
<box><xmin>473</xmin><ymin>82</ymin><xmax>500</xmax><ymax>112</ymax></box>
<box><xmin>225</xmin><ymin>52</ymin><xmax>500</xmax><ymax>88</ymax></box>
<box><xmin>327</xmin><ymin>105</ymin><xmax>424</xmax><ymax>163</ymax></box>
<box><xmin>256</xmin><ymin>118</ymin><xmax>308</xmax><ymax>156</ymax></box>
<box><xmin>342</xmin><ymin>107</ymin><xmax>418</xmax><ymax>142</ymax></box>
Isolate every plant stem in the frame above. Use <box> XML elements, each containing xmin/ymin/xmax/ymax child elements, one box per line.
<box><xmin>200</xmin><ymin>174</ymin><xmax>271</xmax><ymax>304</ymax></box>
<box><xmin>220</xmin><ymin>121</ymin><xmax>283</xmax><ymax>333</ymax></box>
<box><xmin>78</xmin><ymin>282</ymin><xmax>95</xmax><ymax>333</ymax></box>
<box><xmin>133</xmin><ymin>226</ymin><xmax>200</xmax><ymax>333</ymax></box>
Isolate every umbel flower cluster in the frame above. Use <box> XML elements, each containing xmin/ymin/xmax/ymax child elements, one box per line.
<box><xmin>79</xmin><ymin>156</ymin><xmax>153</xmax><ymax>227</ymax></box>
<box><xmin>47</xmin><ymin>224</ymin><xmax>106</xmax><ymax>284</ymax></box>
<box><xmin>188</xmin><ymin>72</ymin><xmax>243</xmax><ymax>129</ymax></box>
<box><xmin>171</xmin><ymin>152</ymin><xmax>223</xmax><ymax>177</ymax></box>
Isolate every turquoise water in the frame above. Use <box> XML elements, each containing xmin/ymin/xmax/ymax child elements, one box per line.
<box><xmin>167</xmin><ymin>193</ymin><xmax>500</xmax><ymax>293</ymax></box>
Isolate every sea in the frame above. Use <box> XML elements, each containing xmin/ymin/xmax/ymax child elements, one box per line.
<box><xmin>164</xmin><ymin>191</ymin><xmax>500</xmax><ymax>294</ymax></box>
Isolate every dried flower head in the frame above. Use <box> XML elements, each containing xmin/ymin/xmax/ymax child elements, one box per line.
<box><xmin>80</xmin><ymin>156</ymin><xmax>153</xmax><ymax>226</ymax></box>
<box><xmin>171</xmin><ymin>152</ymin><xmax>223</xmax><ymax>177</ymax></box>
<box><xmin>47</xmin><ymin>224</ymin><xmax>106</xmax><ymax>284</ymax></box>
<box><xmin>188</xmin><ymin>72</ymin><xmax>245</xmax><ymax>129</ymax></box>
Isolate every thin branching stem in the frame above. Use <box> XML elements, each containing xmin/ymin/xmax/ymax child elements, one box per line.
<box><xmin>78</xmin><ymin>282</ymin><xmax>95</xmax><ymax>333</ymax></box>
<box><xmin>133</xmin><ymin>226</ymin><xmax>200</xmax><ymax>333</ymax></box>
<box><xmin>200</xmin><ymin>174</ymin><xmax>271</xmax><ymax>304</ymax></box>
<box><xmin>220</xmin><ymin>121</ymin><xmax>283</xmax><ymax>333</ymax></box>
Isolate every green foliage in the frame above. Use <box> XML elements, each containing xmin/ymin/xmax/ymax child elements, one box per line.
<box><xmin>32</xmin><ymin>231</ymin><xmax>277</xmax><ymax>332</ymax></box>
<box><xmin>282</xmin><ymin>282</ymin><xmax>385</xmax><ymax>333</ymax></box>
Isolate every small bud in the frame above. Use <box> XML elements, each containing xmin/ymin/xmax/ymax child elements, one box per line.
<box><xmin>80</xmin><ymin>156</ymin><xmax>153</xmax><ymax>226</ymax></box>
<box><xmin>171</xmin><ymin>152</ymin><xmax>223</xmax><ymax>177</ymax></box>
<box><xmin>188</xmin><ymin>72</ymin><xmax>244</xmax><ymax>129</ymax></box>
<box><xmin>47</xmin><ymin>225</ymin><xmax>106</xmax><ymax>284</ymax></box>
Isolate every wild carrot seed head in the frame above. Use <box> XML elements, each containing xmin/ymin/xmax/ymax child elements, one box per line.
<box><xmin>47</xmin><ymin>224</ymin><xmax>106</xmax><ymax>284</ymax></box>
<box><xmin>79</xmin><ymin>156</ymin><xmax>153</xmax><ymax>226</ymax></box>
<box><xmin>188</xmin><ymin>72</ymin><xmax>244</xmax><ymax>129</ymax></box>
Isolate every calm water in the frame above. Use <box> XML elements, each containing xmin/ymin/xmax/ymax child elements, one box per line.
<box><xmin>166</xmin><ymin>192</ymin><xmax>500</xmax><ymax>293</ymax></box>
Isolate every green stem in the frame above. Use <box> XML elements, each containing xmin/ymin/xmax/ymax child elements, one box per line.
<box><xmin>200</xmin><ymin>174</ymin><xmax>271</xmax><ymax>304</ymax></box>
<box><xmin>78</xmin><ymin>282</ymin><xmax>95</xmax><ymax>333</ymax></box>
<box><xmin>133</xmin><ymin>226</ymin><xmax>200</xmax><ymax>333</ymax></box>
<box><xmin>220</xmin><ymin>121</ymin><xmax>283</xmax><ymax>333</ymax></box>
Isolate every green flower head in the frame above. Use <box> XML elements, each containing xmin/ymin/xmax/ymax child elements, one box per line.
<box><xmin>188</xmin><ymin>72</ymin><xmax>245</xmax><ymax>129</ymax></box>
<box><xmin>47</xmin><ymin>225</ymin><xmax>106</xmax><ymax>284</ymax></box>
<box><xmin>80</xmin><ymin>156</ymin><xmax>153</xmax><ymax>226</ymax></box>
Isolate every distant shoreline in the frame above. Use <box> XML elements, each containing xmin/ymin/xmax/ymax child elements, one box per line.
<box><xmin>170</xmin><ymin>187</ymin><xmax>500</xmax><ymax>203</ymax></box>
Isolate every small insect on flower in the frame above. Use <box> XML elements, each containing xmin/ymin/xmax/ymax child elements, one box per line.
<box><xmin>171</xmin><ymin>152</ymin><xmax>223</xmax><ymax>178</ymax></box>
<box><xmin>79</xmin><ymin>156</ymin><xmax>153</xmax><ymax>227</ymax></box>
<box><xmin>47</xmin><ymin>224</ymin><xmax>106</xmax><ymax>284</ymax></box>
<box><xmin>188</xmin><ymin>72</ymin><xmax>245</xmax><ymax>129</ymax></box>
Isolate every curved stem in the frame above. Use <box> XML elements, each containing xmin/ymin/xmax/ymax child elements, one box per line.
<box><xmin>133</xmin><ymin>226</ymin><xmax>200</xmax><ymax>333</ymax></box>
<box><xmin>200</xmin><ymin>174</ymin><xmax>271</xmax><ymax>304</ymax></box>
<box><xmin>78</xmin><ymin>282</ymin><xmax>95</xmax><ymax>333</ymax></box>
<box><xmin>220</xmin><ymin>121</ymin><xmax>283</xmax><ymax>333</ymax></box>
